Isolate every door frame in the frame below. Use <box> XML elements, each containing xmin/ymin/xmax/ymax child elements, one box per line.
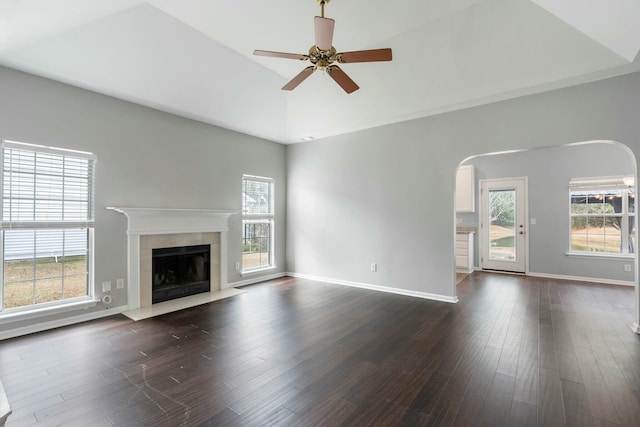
<box><xmin>479</xmin><ymin>176</ymin><xmax>529</xmax><ymax>274</ymax></box>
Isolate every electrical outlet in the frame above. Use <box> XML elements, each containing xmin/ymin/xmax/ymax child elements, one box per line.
<box><xmin>102</xmin><ymin>281</ymin><xmax>111</xmax><ymax>292</ymax></box>
<box><xmin>235</xmin><ymin>261</ymin><xmax>240</xmax><ymax>270</ymax></box>
<box><xmin>624</xmin><ymin>264</ymin><xmax>632</xmax><ymax>272</ymax></box>
<box><xmin>116</xmin><ymin>278</ymin><xmax>125</xmax><ymax>289</ymax></box>
<box><xmin>371</xmin><ymin>263</ymin><xmax>377</xmax><ymax>272</ymax></box>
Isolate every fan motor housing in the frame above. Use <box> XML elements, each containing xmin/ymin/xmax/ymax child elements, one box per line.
<box><xmin>309</xmin><ymin>45</ymin><xmax>337</xmax><ymax>70</ymax></box>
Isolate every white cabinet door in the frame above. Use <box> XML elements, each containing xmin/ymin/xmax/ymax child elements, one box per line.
<box><xmin>456</xmin><ymin>165</ymin><xmax>475</xmax><ymax>212</ymax></box>
<box><xmin>455</xmin><ymin>232</ymin><xmax>474</xmax><ymax>273</ymax></box>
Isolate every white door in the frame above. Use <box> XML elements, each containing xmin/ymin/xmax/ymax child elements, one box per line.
<box><xmin>480</xmin><ymin>177</ymin><xmax>528</xmax><ymax>273</ymax></box>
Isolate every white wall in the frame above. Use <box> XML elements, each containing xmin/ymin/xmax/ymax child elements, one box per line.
<box><xmin>286</xmin><ymin>71</ymin><xmax>640</xmax><ymax>305</ymax></box>
<box><xmin>0</xmin><ymin>66</ymin><xmax>286</xmax><ymax>335</ymax></box>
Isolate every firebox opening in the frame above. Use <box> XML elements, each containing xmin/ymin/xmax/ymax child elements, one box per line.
<box><xmin>152</xmin><ymin>244</ymin><xmax>210</xmax><ymax>304</ymax></box>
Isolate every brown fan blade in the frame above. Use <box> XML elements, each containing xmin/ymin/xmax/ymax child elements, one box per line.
<box><xmin>328</xmin><ymin>65</ymin><xmax>359</xmax><ymax>94</ymax></box>
<box><xmin>337</xmin><ymin>48</ymin><xmax>392</xmax><ymax>63</ymax></box>
<box><xmin>282</xmin><ymin>66</ymin><xmax>315</xmax><ymax>91</ymax></box>
<box><xmin>253</xmin><ymin>50</ymin><xmax>308</xmax><ymax>61</ymax></box>
<box><xmin>314</xmin><ymin>16</ymin><xmax>335</xmax><ymax>51</ymax></box>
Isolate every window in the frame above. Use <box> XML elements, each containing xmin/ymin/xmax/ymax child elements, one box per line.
<box><xmin>1</xmin><ymin>141</ymin><xmax>96</xmax><ymax>311</ymax></box>
<box><xmin>569</xmin><ymin>176</ymin><xmax>635</xmax><ymax>255</ymax></box>
<box><xmin>242</xmin><ymin>175</ymin><xmax>274</xmax><ymax>272</ymax></box>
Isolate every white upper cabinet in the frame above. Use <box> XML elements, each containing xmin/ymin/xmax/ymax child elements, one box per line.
<box><xmin>456</xmin><ymin>164</ymin><xmax>475</xmax><ymax>212</ymax></box>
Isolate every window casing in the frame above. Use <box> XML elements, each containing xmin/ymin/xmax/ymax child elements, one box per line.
<box><xmin>242</xmin><ymin>175</ymin><xmax>274</xmax><ymax>272</ymax></box>
<box><xmin>569</xmin><ymin>176</ymin><xmax>635</xmax><ymax>255</ymax></box>
<box><xmin>1</xmin><ymin>141</ymin><xmax>96</xmax><ymax>311</ymax></box>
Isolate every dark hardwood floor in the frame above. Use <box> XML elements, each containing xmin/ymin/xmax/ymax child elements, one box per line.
<box><xmin>1</xmin><ymin>272</ymin><xmax>639</xmax><ymax>426</ymax></box>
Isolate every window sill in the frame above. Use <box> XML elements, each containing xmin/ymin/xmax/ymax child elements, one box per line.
<box><xmin>566</xmin><ymin>251</ymin><xmax>635</xmax><ymax>260</ymax></box>
<box><xmin>0</xmin><ymin>297</ymin><xmax>98</xmax><ymax>325</ymax></box>
<box><xmin>240</xmin><ymin>266</ymin><xmax>277</xmax><ymax>277</ymax></box>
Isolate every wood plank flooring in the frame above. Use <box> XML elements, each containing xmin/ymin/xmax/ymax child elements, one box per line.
<box><xmin>0</xmin><ymin>272</ymin><xmax>639</xmax><ymax>426</ymax></box>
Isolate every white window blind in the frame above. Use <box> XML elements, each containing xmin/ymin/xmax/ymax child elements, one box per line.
<box><xmin>2</xmin><ymin>140</ymin><xmax>96</xmax><ymax>229</ymax></box>
<box><xmin>242</xmin><ymin>175</ymin><xmax>273</xmax><ymax>217</ymax></box>
<box><xmin>569</xmin><ymin>176</ymin><xmax>632</xmax><ymax>191</ymax></box>
<box><xmin>242</xmin><ymin>175</ymin><xmax>274</xmax><ymax>272</ymax></box>
<box><xmin>568</xmin><ymin>175</ymin><xmax>635</xmax><ymax>255</ymax></box>
<box><xmin>1</xmin><ymin>140</ymin><xmax>96</xmax><ymax>310</ymax></box>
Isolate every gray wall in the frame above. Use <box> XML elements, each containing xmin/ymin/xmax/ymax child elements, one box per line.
<box><xmin>3</xmin><ymin>64</ymin><xmax>640</xmax><ymax>335</ymax></box>
<box><xmin>0</xmin><ymin>66</ymin><xmax>286</xmax><ymax>332</ymax></box>
<box><xmin>457</xmin><ymin>143</ymin><xmax>635</xmax><ymax>282</ymax></box>
<box><xmin>286</xmin><ymin>71</ymin><xmax>640</xmax><ymax>300</ymax></box>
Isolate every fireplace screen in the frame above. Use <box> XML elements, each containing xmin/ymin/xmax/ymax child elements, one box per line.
<box><xmin>152</xmin><ymin>244</ymin><xmax>210</xmax><ymax>303</ymax></box>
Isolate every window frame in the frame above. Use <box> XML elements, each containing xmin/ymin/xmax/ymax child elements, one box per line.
<box><xmin>568</xmin><ymin>176</ymin><xmax>635</xmax><ymax>257</ymax></box>
<box><xmin>0</xmin><ymin>140</ymin><xmax>96</xmax><ymax>313</ymax></box>
<box><xmin>241</xmin><ymin>174</ymin><xmax>275</xmax><ymax>274</ymax></box>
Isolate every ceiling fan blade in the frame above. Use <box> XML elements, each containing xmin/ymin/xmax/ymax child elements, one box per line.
<box><xmin>328</xmin><ymin>65</ymin><xmax>359</xmax><ymax>94</ymax></box>
<box><xmin>282</xmin><ymin>66</ymin><xmax>315</xmax><ymax>91</ymax></box>
<box><xmin>314</xmin><ymin>16</ymin><xmax>335</xmax><ymax>51</ymax></box>
<box><xmin>337</xmin><ymin>48</ymin><xmax>392</xmax><ymax>63</ymax></box>
<box><xmin>253</xmin><ymin>50</ymin><xmax>308</xmax><ymax>61</ymax></box>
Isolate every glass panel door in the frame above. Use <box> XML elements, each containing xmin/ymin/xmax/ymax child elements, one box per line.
<box><xmin>480</xmin><ymin>178</ymin><xmax>527</xmax><ymax>273</ymax></box>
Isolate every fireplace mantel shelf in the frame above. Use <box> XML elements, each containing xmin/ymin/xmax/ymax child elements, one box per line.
<box><xmin>107</xmin><ymin>207</ymin><xmax>237</xmax><ymax>215</ymax></box>
<box><xmin>107</xmin><ymin>207</ymin><xmax>237</xmax><ymax>235</ymax></box>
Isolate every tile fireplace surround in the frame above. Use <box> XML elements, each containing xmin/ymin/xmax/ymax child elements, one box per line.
<box><xmin>107</xmin><ymin>207</ymin><xmax>236</xmax><ymax>311</ymax></box>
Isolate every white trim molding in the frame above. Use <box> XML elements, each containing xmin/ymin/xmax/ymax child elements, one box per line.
<box><xmin>0</xmin><ymin>378</ymin><xmax>10</xmax><ymax>427</ymax></box>
<box><xmin>107</xmin><ymin>207</ymin><xmax>237</xmax><ymax>310</ymax></box>
<box><xmin>228</xmin><ymin>272</ymin><xmax>287</xmax><ymax>288</ymax></box>
<box><xmin>287</xmin><ymin>272</ymin><xmax>459</xmax><ymax>304</ymax></box>
<box><xmin>0</xmin><ymin>305</ymin><xmax>128</xmax><ymax>341</ymax></box>
<box><xmin>565</xmin><ymin>251</ymin><xmax>635</xmax><ymax>260</ymax></box>
<box><xmin>0</xmin><ymin>298</ymin><xmax>98</xmax><ymax>326</ymax></box>
<box><xmin>527</xmin><ymin>271</ymin><xmax>634</xmax><ymax>287</ymax></box>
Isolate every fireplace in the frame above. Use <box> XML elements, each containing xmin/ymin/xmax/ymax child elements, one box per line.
<box><xmin>106</xmin><ymin>207</ymin><xmax>236</xmax><ymax>311</ymax></box>
<box><xmin>152</xmin><ymin>244</ymin><xmax>210</xmax><ymax>303</ymax></box>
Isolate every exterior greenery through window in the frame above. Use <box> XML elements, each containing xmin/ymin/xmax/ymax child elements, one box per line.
<box><xmin>1</xmin><ymin>141</ymin><xmax>95</xmax><ymax>310</ymax></box>
<box><xmin>242</xmin><ymin>175</ymin><xmax>274</xmax><ymax>272</ymax></box>
<box><xmin>569</xmin><ymin>176</ymin><xmax>635</xmax><ymax>254</ymax></box>
<box><xmin>489</xmin><ymin>189</ymin><xmax>516</xmax><ymax>261</ymax></box>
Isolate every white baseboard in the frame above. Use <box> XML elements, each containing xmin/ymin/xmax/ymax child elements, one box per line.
<box><xmin>227</xmin><ymin>272</ymin><xmax>287</xmax><ymax>288</ymax></box>
<box><xmin>0</xmin><ymin>305</ymin><xmax>128</xmax><ymax>341</ymax></box>
<box><xmin>9</xmin><ymin>270</ymin><xmax>628</xmax><ymax>341</ymax></box>
<box><xmin>527</xmin><ymin>271</ymin><xmax>635</xmax><ymax>287</ymax></box>
<box><xmin>287</xmin><ymin>272</ymin><xmax>459</xmax><ymax>304</ymax></box>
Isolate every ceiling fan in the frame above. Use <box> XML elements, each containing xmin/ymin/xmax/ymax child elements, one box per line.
<box><xmin>253</xmin><ymin>0</ymin><xmax>392</xmax><ymax>94</ymax></box>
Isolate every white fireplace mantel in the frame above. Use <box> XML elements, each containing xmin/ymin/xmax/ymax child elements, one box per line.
<box><xmin>106</xmin><ymin>207</ymin><xmax>237</xmax><ymax>235</ymax></box>
<box><xmin>107</xmin><ymin>207</ymin><xmax>238</xmax><ymax>310</ymax></box>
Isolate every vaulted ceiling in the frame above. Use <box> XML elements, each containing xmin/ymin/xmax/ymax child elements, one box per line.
<box><xmin>1</xmin><ymin>0</ymin><xmax>639</xmax><ymax>144</ymax></box>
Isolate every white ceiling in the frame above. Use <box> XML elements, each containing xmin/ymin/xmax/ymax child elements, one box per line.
<box><xmin>0</xmin><ymin>0</ymin><xmax>639</xmax><ymax>144</ymax></box>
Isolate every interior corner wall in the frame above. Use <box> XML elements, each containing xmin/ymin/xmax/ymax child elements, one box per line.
<box><xmin>286</xmin><ymin>71</ymin><xmax>640</xmax><ymax>301</ymax></box>
<box><xmin>456</xmin><ymin>142</ymin><xmax>635</xmax><ymax>282</ymax></box>
<box><xmin>0</xmin><ymin>65</ymin><xmax>286</xmax><ymax>336</ymax></box>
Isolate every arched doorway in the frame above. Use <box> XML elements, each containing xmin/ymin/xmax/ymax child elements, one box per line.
<box><xmin>454</xmin><ymin>140</ymin><xmax>639</xmax><ymax>332</ymax></box>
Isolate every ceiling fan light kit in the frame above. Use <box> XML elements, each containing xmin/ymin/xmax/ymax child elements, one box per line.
<box><xmin>253</xmin><ymin>0</ymin><xmax>392</xmax><ymax>94</ymax></box>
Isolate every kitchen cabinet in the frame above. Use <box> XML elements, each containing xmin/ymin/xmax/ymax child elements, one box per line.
<box><xmin>456</xmin><ymin>165</ymin><xmax>475</xmax><ymax>212</ymax></box>
<box><xmin>455</xmin><ymin>230</ymin><xmax>475</xmax><ymax>273</ymax></box>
